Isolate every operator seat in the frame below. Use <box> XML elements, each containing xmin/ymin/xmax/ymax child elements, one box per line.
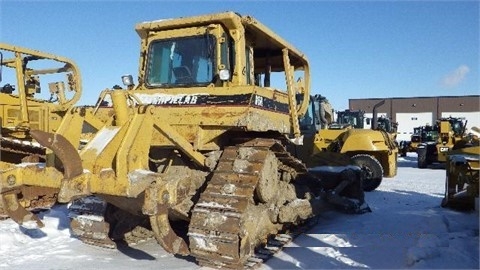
<box><xmin>173</xmin><ymin>66</ymin><xmax>194</xmax><ymax>84</ymax></box>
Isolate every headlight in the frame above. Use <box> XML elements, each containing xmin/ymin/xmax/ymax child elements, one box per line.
<box><xmin>121</xmin><ymin>75</ymin><xmax>134</xmax><ymax>87</ymax></box>
<box><xmin>219</xmin><ymin>69</ymin><xmax>230</xmax><ymax>81</ymax></box>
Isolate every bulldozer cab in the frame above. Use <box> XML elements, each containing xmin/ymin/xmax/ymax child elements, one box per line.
<box><xmin>422</xmin><ymin>125</ymin><xmax>439</xmax><ymax>142</ymax></box>
<box><xmin>138</xmin><ymin>19</ymin><xmax>308</xmax><ymax>89</ymax></box>
<box><xmin>437</xmin><ymin>117</ymin><xmax>466</xmax><ymax>144</ymax></box>
<box><xmin>75</xmin><ymin>12</ymin><xmax>316</xmax><ymax>150</ymax></box>
<box><xmin>417</xmin><ymin>117</ymin><xmax>469</xmax><ymax>168</ymax></box>
<box><xmin>134</xmin><ymin>12</ymin><xmax>310</xmax><ymax>118</ymax></box>
<box><xmin>411</xmin><ymin>126</ymin><xmax>423</xmax><ymax>142</ymax></box>
<box><xmin>294</xmin><ymin>93</ymin><xmax>344</xmax><ymax>162</ymax></box>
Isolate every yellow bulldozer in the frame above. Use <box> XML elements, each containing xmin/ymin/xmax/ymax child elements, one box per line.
<box><xmin>0</xmin><ymin>12</ymin><xmax>371</xmax><ymax>268</ymax></box>
<box><xmin>310</xmin><ymin>99</ymin><xmax>398</xmax><ymax>191</ymax></box>
<box><xmin>0</xmin><ymin>43</ymin><xmax>83</xmax><ymax>219</ymax></box>
<box><xmin>0</xmin><ymin>43</ymin><xmax>83</xmax><ymax>162</ymax></box>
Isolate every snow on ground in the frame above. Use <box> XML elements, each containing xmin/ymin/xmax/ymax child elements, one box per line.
<box><xmin>0</xmin><ymin>153</ymin><xmax>478</xmax><ymax>269</ymax></box>
<box><xmin>264</xmin><ymin>154</ymin><xmax>479</xmax><ymax>269</ymax></box>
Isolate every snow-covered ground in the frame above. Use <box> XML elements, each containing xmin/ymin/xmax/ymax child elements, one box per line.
<box><xmin>0</xmin><ymin>153</ymin><xmax>478</xmax><ymax>269</ymax></box>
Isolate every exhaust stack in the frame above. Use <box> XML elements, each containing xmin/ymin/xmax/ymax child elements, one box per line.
<box><xmin>371</xmin><ymin>99</ymin><xmax>385</xmax><ymax>130</ymax></box>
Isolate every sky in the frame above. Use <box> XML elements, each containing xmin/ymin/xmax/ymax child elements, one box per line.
<box><xmin>0</xmin><ymin>0</ymin><xmax>478</xmax><ymax>110</ymax></box>
<box><xmin>1</xmin><ymin>153</ymin><xmax>478</xmax><ymax>269</ymax></box>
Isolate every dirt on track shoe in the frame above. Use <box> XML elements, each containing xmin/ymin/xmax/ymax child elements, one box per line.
<box><xmin>69</xmin><ymin>196</ymin><xmax>155</xmax><ymax>249</ymax></box>
<box><xmin>0</xmin><ymin>137</ymin><xmax>46</xmax><ymax>163</ymax></box>
<box><xmin>188</xmin><ymin>138</ymin><xmax>313</xmax><ymax>268</ymax></box>
<box><xmin>68</xmin><ymin>196</ymin><xmax>116</xmax><ymax>249</ymax></box>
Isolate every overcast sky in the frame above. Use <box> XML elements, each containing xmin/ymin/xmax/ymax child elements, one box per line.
<box><xmin>1</xmin><ymin>0</ymin><xmax>478</xmax><ymax>110</ymax></box>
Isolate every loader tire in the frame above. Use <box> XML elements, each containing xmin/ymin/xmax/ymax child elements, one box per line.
<box><xmin>417</xmin><ymin>147</ymin><xmax>428</xmax><ymax>169</ymax></box>
<box><xmin>351</xmin><ymin>154</ymin><xmax>383</xmax><ymax>192</ymax></box>
<box><xmin>398</xmin><ymin>141</ymin><xmax>408</xmax><ymax>157</ymax></box>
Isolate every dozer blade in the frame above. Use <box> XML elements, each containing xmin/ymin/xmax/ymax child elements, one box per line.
<box><xmin>309</xmin><ymin>166</ymin><xmax>371</xmax><ymax>214</ymax></box>
<box><xmin>1</xmin><ymin>192</ymin><xmax>44</xmax><ymax>228</ymax></box>
<box><xmin>29</xmin><ymin>130</ymin><xmax>83</xmax><ymax>179</ymax></box>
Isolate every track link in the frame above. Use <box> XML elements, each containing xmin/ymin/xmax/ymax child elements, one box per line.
<box><xmin>188</xmin><ymin>138</ymin><xmax>310</xmax><ymax>268</ymax></box>
<box><xmin>245</xmin><ymin>217</ymin><xmax>319</xmax><ymax>269</ymax></box>
<box><xmin>68</xmin><ymin>196</ymin><xmax>116</xmax><ymax>248</ymax></box>
<box><xmin>0</xmin><ymin>137</ymin><xmax>46</xmax><ymax>162</ymax></box>
<box><xmin>68</xmin><ymin>196</ymin><xmax>154</xmax><ymax>249</ymax></box>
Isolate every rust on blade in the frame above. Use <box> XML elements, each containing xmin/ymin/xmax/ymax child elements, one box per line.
<box><xmin>150</xmin><ymin>205</ymin><xmax>190</xmax><ymax>256</ymax></box>
<box><xmin>1</xmin><ymin>192</ymin><xmax>44</xmax><ymax>228</ymax></box>
<box><xmin>30</xmin><ymin>130</ymin><xmax>83</xmax><ymax>179</ymax></box>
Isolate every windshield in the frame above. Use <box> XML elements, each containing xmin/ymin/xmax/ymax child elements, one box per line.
<box><xmin>299</xmin><ymin>99</ymin><xmax>314</xmax><ymax>131</ymax></box>
<box><xmin>338</xmin><ymin>113</ymin><xmax>363</xmax><ymax>128</ymax></box>
<box><xmin>423</xmin><ymin>131</ymin><xmax>439</xmax><ymax>141</ymax></box>
<box><xmin>450</xmin><ymin>119</ymin><xmax>464</xmax><ymax>135</ymax></box>
<box><xmin>146</xmin><ymin>35</ymin><xmax>216</xmax><ymax>87</ymax></box>
<box><xmin>377</xmin><ymin>118</ymin><xmax>391</xmax><ymax>132</ymax></box>
<box><xmin>341</xmin><ymin>116</ymin><xmax>355</xmax><ymax>126</ymax></box>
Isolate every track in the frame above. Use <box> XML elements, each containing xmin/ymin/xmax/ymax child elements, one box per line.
<box><xmin>66</xmin><ymin>138</ymin><xmax>320</xmax><ymax>268</ymax></box>
<box><xmin>0</xmin><ymin>136</ymin><xmax>46</xmax><ymax>162</ymax></box>
<box><xmin>68</xmin><ymin>196</ymin><xmax>156</xmax><ymax>249</ymax></box>
<box><xmin>243</xmin><ymin>215</ymin><xmax>320</xmax><ymax>269</ymax></box>
<box><xmin>188</xmin><ymin>138</ymin><xmax>314</xmax><ymax>268</ymax></box>
<box><xmin>38</xmin><ymin>137</ymin><xmax>367</xmax><ymax>269</ymax></box>
<box><xmin>70</xmin><ymin>198</ymin><xmax>320</xmax><ymax>269</ymax></box>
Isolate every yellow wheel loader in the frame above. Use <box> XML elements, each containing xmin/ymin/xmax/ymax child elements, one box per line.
<box><xmin>312</xmin><ymin>100</ymin><xmax>398</xmax><ymax>191</ymax></box>
<box><xmin>0</xmin><ymin>12</ymin><xmax>370</xmax><ymax>268</ymax></box>
<box><xmin>417</xmin><ymin>117</ymin><xmax>468</xmax><ymax>168</ymax></box>
<box><xmin>399</xmin><ymin>125</ymin><xmax>436</xmax><ymax>157</ymax></box>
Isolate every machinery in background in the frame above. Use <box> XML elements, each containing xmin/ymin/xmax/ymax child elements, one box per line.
<box><xmin>310</xmin><ymin>100</ymin><xmax>398</xmax><ymax>191</ymax></box>
<box><xmin>441</xmin><ymin>142</ymin><xmax>479</xmax><ymax>211</ymax></box>
<box><xmin>417</xmin><ymin>117</ymin><xmax>468</xmax><ymax>168</ymax></box>
<box><xmin>0</xmin><ymin>43</ymin><xmax>83</xmax><ymax>162</ymax></box>
<box><xmin>0</xmin><ymin>43</ymin><xmax>83</xmax><ymax>220</ymax></box>
<box><xmin>399</xmin><ymin>125</ymin><xmax>438</xmax><ymax>157</ymax></box>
